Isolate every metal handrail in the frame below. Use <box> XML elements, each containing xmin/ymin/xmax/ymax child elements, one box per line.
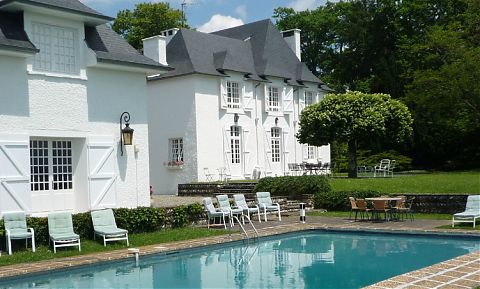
<box><xmin>242</xmin><ymin>215</ymin><xmax>259</xmax><ymax>240</ymax></box>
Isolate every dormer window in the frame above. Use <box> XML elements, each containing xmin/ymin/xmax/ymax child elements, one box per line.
<box><xmin>31</xmin><ymin>23</ymin><xmax>78</xmax><ymax>74</ymax></box>
<box><xmin>227</xmin><ymin>81</ymin><xmax>241</xmax><ymax>109</ymax></box>
<box><xmin>267</xmin><ymin>86</ymin><xmax>280</xmax><ymax>112</ymax></box>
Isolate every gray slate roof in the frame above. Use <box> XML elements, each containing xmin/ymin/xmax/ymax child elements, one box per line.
<box><xmin>0</xmin><ymin>0</ymin><xmax>113</xmax><ymax>21</ymax></box>
<box><xmin>0</xmin><ymin>12</ymin><xmax>38</xmax><ymax>52</ymax></box>
<box><xmin>154</xmin><ymin>19</ymin><xmax>323</xmax><ymax>86</ymax></box>
<box><xmin>85</xmin><ymin>25</ymin><xmax>170</xmax><ymax>70</ymax></box>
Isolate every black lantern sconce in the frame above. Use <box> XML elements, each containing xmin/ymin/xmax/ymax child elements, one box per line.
<box><xmin>234</xmin><ymin>113</ymin><xmax>239</xmax><ymax>124</ymax></box>
<box><xmin>120</xmin><ymin>112</ymin><xmax>134</xmax><ymax>156</ymax></box>
<box><xmin>275</xmin><ymin>117</ymin><xmax>279</xmax><ymax>126</ymax></box>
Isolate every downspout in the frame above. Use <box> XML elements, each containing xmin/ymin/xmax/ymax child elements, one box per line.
<box><xmin>254</xmin><ymin>82</ymin><xmax>261</xmax><ymax>167</ymax></box>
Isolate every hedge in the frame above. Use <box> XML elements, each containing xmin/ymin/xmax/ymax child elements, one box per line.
<box><xmin>314</xmin><ymin>190</ymin><xmax>382</xmax><ymax>211</ymax></box>
<box><xmin>254</xmin><ymin>175</ymin><xmax>331</xmax><ymax>197</ymax></box>
<box><xmin>0</xmin><ymin>204</ymin><xmax>205</xmax><ymax>249</ymax></box>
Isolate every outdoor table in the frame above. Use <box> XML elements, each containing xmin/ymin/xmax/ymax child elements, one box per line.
<box><xmin>365</xmin><ymin>197</ymin><xmax>402</xmax><ymax>221</ymax></box>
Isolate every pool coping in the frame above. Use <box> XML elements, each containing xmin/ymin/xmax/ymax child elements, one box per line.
<box><xmin>0</xmin><ymin>221</ymin><xmax>479</xmax><ymax>288</ymax></box>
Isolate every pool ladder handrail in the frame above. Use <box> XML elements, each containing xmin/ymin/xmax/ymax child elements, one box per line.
<box><xmin>229</xmin><ymin>215</ymin><xmax>258</xmax><ymax>243</ymax></box>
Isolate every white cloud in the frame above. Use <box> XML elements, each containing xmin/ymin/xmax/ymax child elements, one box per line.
<box><xmin>235</xmin><ymin>5</ymin><xmax>247</xmax><ymax>20</ymax></box>
<box><xmin>197</xmin><ymin>14</ymin><xmax>244</xmax><ymax>33</ymax></box>
<box><xmin>288</xmin><ymin>0</ymin><xmax>318</xmax><ymax>11</ymax></box>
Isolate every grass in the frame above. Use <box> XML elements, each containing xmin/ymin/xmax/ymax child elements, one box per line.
<box><xmin>330</xmin><ymin>171</ymin><xmax>480</xmax><ymax>194</ymax></box>
<box><xmin>0</xmin><ymin>227</ymin><xmax>228</xmax><ymax>267</ymax></box>
<box><xmin>306</xmin><ymin>210</ymin><xmax>452</xmax><ymax>220</ymax></box>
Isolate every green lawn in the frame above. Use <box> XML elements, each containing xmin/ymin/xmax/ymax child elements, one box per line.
<box><xmin>0</xmin><ymin>227</ymin><xmax>228</xmax><ymax>267</ymax></box>
<box><xmin>330</xmin><ymin>171</ymin><xmax>480</xmax><ymax>194</ymax></box>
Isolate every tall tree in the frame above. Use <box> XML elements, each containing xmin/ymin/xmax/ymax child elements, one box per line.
<box><xmin>112</xmin><ymin>2</ymin><xmax>188</xmax><ymax>49</ymax></box>
<box><xmin>297</xmin><ymin>92</ymin><xmax>413</xmax><ymax>177</ymax></box>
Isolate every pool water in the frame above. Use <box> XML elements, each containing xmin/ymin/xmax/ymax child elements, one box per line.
<box><xmin>0</xmin><ymin>231</ymin><xmax>478</xmax><ymax>289</ymax></box>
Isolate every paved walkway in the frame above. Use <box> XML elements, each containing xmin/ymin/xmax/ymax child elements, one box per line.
<box><xmin>151</xmin><ymin>195</ymin><xmax>206</xmax><ymax>208</ymax></box>
<box><xmin>0</xmin><ymin>215</ymin><xmax>478</xmax><ymax>289</ymax></box>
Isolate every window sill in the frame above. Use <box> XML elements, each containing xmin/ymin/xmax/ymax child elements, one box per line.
<box><xmin>225</xmin><ymin>108</ymin><xmax>245</xmax><ymax>114</ymax></box>
<box><xmin>165</xmin><ymin>165</ymin><xmax>184</xmax><ymax>170</ymax></box>
<box><xmin>28</xmin><ymin>70</ymin><xmax>88</xmax><ymax>81</ymax></box>
<box><xmin>267</xmin><ymin>111</ymin><xmax>283</xmax><ymax>117</ymax></box>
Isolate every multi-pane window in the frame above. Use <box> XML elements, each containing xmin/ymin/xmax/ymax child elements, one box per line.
<box><xmin>30</xmin><ymin>140</ymin><xmax>73</xmax><ymax>192</ymax></box>
<box><xmin>230</xmin><ymin>126</ymin><xmax>241</xmax><ymax>164</ymax></box>
<box><xmin>307</xmin><ymin>145</ymin><xmax>316</xmax><ymax>160</ymax></box>
<box><xmin>168</xmin><ymin>138</ymin><xmax>183</xmax><ymax>165</ymax></box>
<box><xmin>32</xmin><ymin>23</ymin><xmax>77</xmax><ymax>74</ymax></box>
<box><xmin>271</xmin><ymin>128</ymin><xmax>281</xmax><ymax>163</ymax></box>
<box><xmin>227</xmin><ymin>81</ymin><xmax>241</xmax><ymax>109</ymax></box>
<box><xmin>305</xmin><ymin>91</ymin><xmax>314</xmax><ymax>106</ymax></box>
<box><xmin>268</xmin><ymin>87</ymin><xmax>280</xmax><ymax>112</ymax></box>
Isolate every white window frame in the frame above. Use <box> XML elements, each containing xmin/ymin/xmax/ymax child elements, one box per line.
<box><xmin>230</xmin><ymin>126</ymin><xmax>241</xmax><ymax>164</ymax></box>
<box><xmin>271</xmin><ymin>128</ymin><xmax>281</xmax><ymax>163</ymax></box>
<box><xmin>268</xmin><ymin>86</ymin><xmax>281</xmax><ymax>112</ymax></box>
<box><xmin>31</xmin><ymin>22</ymin><xmax>78</xmax><ymax>75</ymax></box>
<box><xmin>168</xmin><ymin>138</ymin><xmax>184</xmax><ymax>166</ymax></box>
<box><xmin>30</xmin><ymin>139</ymin><xmax>74</xmax><ymax>192</ymax></box>
<box><xmin>307</xmin><ymin>145</ymin><xmax>316</xmax><ymax>160</ymax></box>
<box><xmin>305</xmin><ymin>91</ymin><xmax>315</xmax><ymax>106</ymax></box>
<box><xmin>227</xmin><ymin>81</ymin><xmax>241</xmax><ymax>109</ymax></box>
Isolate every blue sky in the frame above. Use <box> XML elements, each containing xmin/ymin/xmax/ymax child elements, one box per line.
<box><xmin>80</xmin><ymin>0</ymin><xmax>331</xmax><ymax>32</ymax></box>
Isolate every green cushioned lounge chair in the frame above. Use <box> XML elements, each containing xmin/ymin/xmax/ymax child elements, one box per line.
<box><xmin>256</xmin><ymin>192</ymin><xmax>281</xmax><ymax>222</ymax></box>
<box><xmin>91</xmin><ymin>209</ymin><xmax>129</xmax><ymax>247</ymax></box>
<box><xmin>48</xmin><ymin>212</ymin><xmax>81</xmax><ymax>253</ymax></box>
<box><xmin>452</xmin><ymin>195</ymin><xmax>480</xmax><ymax>228</ymax></box>
<box><xmin>216</xmin><ymin>194</ymin><xmax>243</xmax><ymax>226</ymax></box>
<box><xmin>203</xmin><ymin>197</ymin><xmax>229</xmax><ymax>229</ymax></box>
<box><xmin>234</xmin><ymin>194</ymin><xmax>261</xmax><ymax>223</ymax></box>
<box><xmin>3</xmin><ymin>212</ymin><xmax>35</xmax><ymax>255</ymax></box>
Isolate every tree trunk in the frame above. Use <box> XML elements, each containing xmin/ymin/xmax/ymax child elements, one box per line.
<box><xmin>348</xmin><ymin>139</ymin><xmax>357</xmax><ymax>178</ymax></box>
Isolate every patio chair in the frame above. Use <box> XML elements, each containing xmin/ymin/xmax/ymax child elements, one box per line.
<box><xmin>203</xmin><ymin>168</ymin><xmax>215</xmax><ymax>182</ymax></box>
<box><xmin>452</xmin><ymin>195</ymin><xmax>480</xmax><ymax>228</ymax></box>
<box><xmin>387</xmin><ymin>160</ymin><xmax>396</xmax><ymax>177</ymax></box>
<box><xmin>372</xmin><ymin>200</ymin><xmax>390</xmax><ymax>221</ymax></box>
<box><xmin>216</xmin><ymin>194</ymin><xmax>244</xmax><ymax>225</ymax></box>
<box><xmin>3</xmin><ymin>212</ymin><xmax>35</xmax><ymax>255</ymax></box>
<box><xmin>256</xmin><ymin>192</ymin><xmax>281</xmax><ymax>222</ymax></box>
<box><xmin>91</xmin><ymin>209</ymin><xmax>129</xmax><ymax>247</ymax></box>
<box><xmin>48</xmin><ymin>212</ymin><xmax>81</xmax><ymax>253</ymax></box>
<box><xmin>233</xmin><ymin>194</ymin><xmax>261</xmax><ymax>223</ymax></box>
<box><xmin>203</xmin><ymin>197</ymin><xmax>229</xmax><ymax>229</ymax></box>
<box><xmin>396</xmin><ymin>197</ymin><xmax>415</xmax><ymax>221</ymax></box>
<box><xmin>348</xmin><ymin>197</ymin><xmax>359</xmax><ymax>221</ymax></box>
<box><xmin>374</xmin><ymin>159</ymin><xmax>390</xmax><ymax>177</ymax></box>
<box><xmin>355</xmin><ymin>199</ymin><xmax>371</xmax><ymax>221</ymax></box>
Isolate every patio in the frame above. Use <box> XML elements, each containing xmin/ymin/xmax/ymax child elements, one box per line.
<box><xmin>0</xmin><ymin>214</ymin><xmax>478</xmax><ymax>288</ymax></box>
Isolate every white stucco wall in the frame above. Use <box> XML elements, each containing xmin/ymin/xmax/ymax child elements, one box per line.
<box><xmin>148</xmin><ymin>75</ymin><xmax>198</xmax><ymax>195</ymax></box>
<box><xmin>0</xmin><ymin>12</ymin><xmax>151</xmax><ymax>215</ymax></box>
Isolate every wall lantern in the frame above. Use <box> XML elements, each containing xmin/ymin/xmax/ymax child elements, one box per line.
<box><xmin>275</xmin><ymin>117</ymin><xmax>279</xmax><ymax>126</ymax></box>
<box><xmin>234</xmin><ymin>113</ymin><xmax>239</xmax><ymax>124</ymax></box>
<box><xmin>120</xmin><ymin>112</ymin><xmax>134</xmax><ymax>156</ymax></box>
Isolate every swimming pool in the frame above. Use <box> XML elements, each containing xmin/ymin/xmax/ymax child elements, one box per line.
<box><xmin>0</xmin><ymin>230</ymin><xmax>478</xmax><ymax>289</ymax></box>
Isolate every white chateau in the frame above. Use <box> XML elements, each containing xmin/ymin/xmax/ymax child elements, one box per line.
<box><xmin>0</xmin><ymin>0</ymin><xmax>170</xmax><ymax>215</ymax></box>
<box><xmin>145</xmin><ymin>20</ymin><xmax>332</xmax><ymax>195</ymax></box>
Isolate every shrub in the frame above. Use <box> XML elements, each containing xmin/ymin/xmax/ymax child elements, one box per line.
<box><xmin>314</xmin><ymin>190</ymin><xmax>382</xmax><ymax>210</ymax></box>
<box><xmin>171</xmin><ymin>206</ymin><xmax>189</xmax><ymax>228</ymax></box>
<box><xmin>254</xmin><ymin>175</ymin><xmax>331</xmax><ymax>197</ymax></box>
<box><xmin>26</xmin><ymin>217</ymin><xmax>49</xmax><ymax>245</ymax></box>
<box><xmin>113</xmin><ymin>207</ymin><xmax>166</xmax><ymax>233</ymax></box>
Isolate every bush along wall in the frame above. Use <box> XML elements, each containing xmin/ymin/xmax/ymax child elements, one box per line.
<box><xmin>254</xmin><ymin>175</ymin><xmax>332</xmax><ymax>198</ymax></box>
<box><xmin>0</xmin><ymin>204</ymin><xmax>205</xmax><ymax>249</ymax></box>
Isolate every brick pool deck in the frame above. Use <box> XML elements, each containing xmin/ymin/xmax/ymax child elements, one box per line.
<box><xmin>0</xmin><ymin>214</ymin><xmax>478</xmax><ymax>288</ymax></box>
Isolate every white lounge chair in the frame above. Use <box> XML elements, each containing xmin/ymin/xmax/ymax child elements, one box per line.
<box><xmin>452</xmin><ymin>195</ymin><xmax>480</xmax><ymax>228</ymax></box>
<box><xmin>233</xmin><ymin>194</ymin><xmax>261</xmax><ymax>223</ymax></box>
<box><xmin>216</xmin><ymin>194</ymin><xmax>243</xmax><ymax>226</ymax></box>
<box><xmin>48</xmin><ymin>212</ymin><xmax>81</xmax><ymax>253</ymax></box>
<box><xmin>3</xmin><ymin>212</ymin><xmax>35</xmax><ymax>255</ymax></box>
<box><xmin>256</xmin><ymin>192</ymin><xmax>281</xmax><ymax>222</ymax></box>
<box><xmin>203</xmin><ymin>197</ymin><xmax>229</xmax><ymax>229</ymax></box>
<box><xmin>91</xmin><ymin>209</ymin><xmax>129</xmax><ymax>247</ymax></box>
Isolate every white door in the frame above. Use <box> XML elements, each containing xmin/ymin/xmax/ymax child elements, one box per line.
<box><xmin>270</xmin><ymin>127</ymin><xmax>283</xmax><ymax>176</ymax></box>
<box><xmin>30</xmin><ymin>139</ymin><xmax>75</xmax><ymax>213</ymax></box>
<box><xmin>229</xmin><ymin>125</ymin><xmax>242</xmax><ymax>179</ymax></box>
<box><xmin>0</xmin><ymin>134</ymin><xmax>31</xmax><ymax>214</ymax></box>
<box><xmin>87</xmin><ymin>136</ymin><xmax>117</xmax><ymax>210</ymax></box>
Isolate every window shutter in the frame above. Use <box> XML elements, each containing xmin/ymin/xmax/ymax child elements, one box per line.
<box><xmin>0</xmin><ymin>134</ymin><xmax>31</xmax><ymax>213</ymax></box>
<box><xmin>283</xmin><ymin>86</ymin><xmax>294</xmax><ymax>113</ymax></box>
<box><xmin>222</xmin><ymin>126</ymin><xmax>232</xmax><ymax>173</ymax></box>
<box><xmin>242</xmin><ymin>82</ymin><xmax>254</xmax><ymax>111</ymax></box>
<box><xmin>242</xmin><ymin>127</ymin><xmax>252</xmax><ymax>178</ymax></box>
<box><xmin>264</xmin><ymin>85</ymin><xmax>270</xmax><ymax>112</ymax></box>
<box><xmin>282</xmin><ymin>129</ymin><xmax>290</xmax><ymax>174</ymax></box>
<box><xmin>263</xmin><ymin>129</ymin><xmax>272</xmax><ymax>175</ymax></box>
<box><xmin>302</xmin><ymin>144</ymin><xmax>308</xmax><ymax>161</ymax></box>
<box><xmin>220</xmin><ymin>79</ymin><xmax>228</xmax><ymax>109</ymax></box>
